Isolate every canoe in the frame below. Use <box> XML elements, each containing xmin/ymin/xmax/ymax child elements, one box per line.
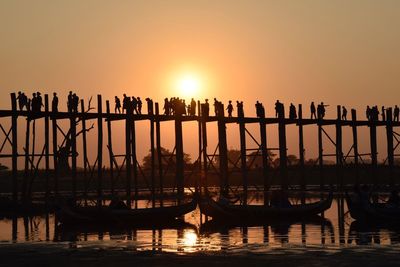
<box><xmin>199</xmin><ymin>192</ymin><xmax>333</xmax><ymax>221</ymax></box>
<box><xmin>56</xmin><ymin>197</ymin><xmax>197</xmax><ymax>225</ymax></box>
<box><xmin>200</xmin><ymin>215</ymin><xmax>334</xmax><ymax>234</ymax></box>
<box><xmin>346</xmin><ymin>192</ymin><xmax>400</xmax><ymax>222</ymax></box>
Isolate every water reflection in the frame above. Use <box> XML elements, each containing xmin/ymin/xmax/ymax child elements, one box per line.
<box><xmin>1</xmin><ymin>197</ymin><xmax>400</xmax><ymax>251</ymax></box>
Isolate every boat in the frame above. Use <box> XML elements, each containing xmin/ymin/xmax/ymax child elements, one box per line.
<box><xmin>200</xmin><ymin>215</ymin><xmax>334</xmax><ymax>234</ymax></box>
<box><xmin>56</xmin><ymin>197</ymin><xmax>197</xmax><ymax>225</ymax></box>
<box><xmin>199</xmin><ymin>192</ymin><xmax>333</xmax><ymax>221</ymax></box>
<box><xmin>346</xmin><ymin>192</ymin><xmax>400</xmax><ymax>222</ymax></box>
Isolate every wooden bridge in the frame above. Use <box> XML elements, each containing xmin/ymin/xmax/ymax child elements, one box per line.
<box><xmin>0</xmin><ymin>93</ymin><xmax>399</xmax><ymax>208</ymax></box>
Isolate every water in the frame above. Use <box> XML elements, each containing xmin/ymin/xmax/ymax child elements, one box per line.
<box><xmin>1</xmin><ymin>196</ymin><xmax>400</xmax><ymax>253</ymax></box>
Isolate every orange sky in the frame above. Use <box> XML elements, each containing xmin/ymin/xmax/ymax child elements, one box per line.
<box><xmin>1</xmin><ymin>0</ymin><xmax>400</xmax><ymax>166</ymax></box>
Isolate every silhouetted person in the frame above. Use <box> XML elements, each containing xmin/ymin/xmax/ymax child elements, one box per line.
<box><xmin>115</xmin><ymin>96</ymin><xmax>121</xmax><ymax>114</ymax></box>
<box><xmin>317</xmin><ymin>102</ymin><xmax>328</xmax><ymax>119</ymax></box>
<box><xmin>122</xmin><ymin>94</ymin><xmax>130</xmax><ymax>113</ymax></box>
<box><xmin>52</xmin><ymin>93</ymin><xmax>59</xmax><ymax>112</ymax></box>
<box><xmin>163</xmin><ymin>98</ymin><xmax>170</xmax><ymax>115</ymax></box>
<box><xmin>366</xmin><ymin>106</ymin><xmax>371</xmax><ymax>121</ymax></box>
<box><xmin>213</xmin><ymin>98</ymin><xmax>220</xmax><ymax>116</ymax></box>
<box><xmin>289</xmin><ymin>103</ymin><xmax>297</xmax><ymax>119</ymax></box>
<box><xmin>342</xmin><ymin>106</ymin><xmax>348</xmax><ymax>121</ymax></box>
<box><xmin>310</xmin><ymin>102</ymin><xmax>316</xmax><ymax>119</ymax></box>
<box><xmin>381</xmin><ymin>106</ymin><xmax>386</xmax><ymax>121</ymax></box>
<box><xmin>226</xmin><ymin>100</ymin><xmax>233</xmax><ymax>117</ymax></box>
<box><xmin>237</xmin><ymin>101</ymin><xmax>244</xmax><ymax>117</ymax></box>
<box><xmin>17</xmin><ymin>91</ymin><xmax>28</xmax><ymax>111</ymax></box>
<box><xmin>394</xmin><ymin>105</ymin><xmax>399</xmax><ymax>122</ymax></box>
<box><xmin>182</xmin><ymin>99</ymin><xmax>187</xmax><ymax>115</ymax></box>
<box><xmin>275</xmin><ymin>100</ymin><xmax>284</xmax><ymax>119</ymax></box>
<box><xmin>145</xmin><ymin>97</ymin><xmax>153</xmax><ymax>115</ymax></box>
<box><xmin>67</xmin><ymin>91</ymin><xmax>73</xmax><ymax>113</ymax></box>
<box><xmin>255</xmin><ymin>101</ymin><xmax>265</xmax><ymax>118</ymax></box>
<box><xmin>72</xmin><ymin>93</ymin><xmax>79</xmax><ymax>113</ymax></box>
<box><xmin>203</xmin><ymin>99</ymin><xmax>210</xmax><ymax>117</ymax></box>
<box><xmin>190</xmin><ymin>98</ymin><xmax>196</xmax><ymax>116</ymax></box>
<box><xmin>37</xmin><ymin>92</ymin><xmax>43</xmax><ymax>112</ymax></box>
<box><xmin>131</xmin><ymin>96</ymin><xmax>138</xmax><ymax>114</ymax></box>
<box><xmin>137</xmin><ymin>97</ymin><xmax>142</xmax><ymax>114</ymax></box>
<box><xmin>31</xmin><ymin>93</ymin><xmax>38</xmax><ymax>112</ymax></box>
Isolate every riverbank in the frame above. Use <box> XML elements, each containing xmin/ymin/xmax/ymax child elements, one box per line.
<box><xmin>1</xmin><ymin>243</ymin><xmax>399</xmax><ymax>267</ymax></box>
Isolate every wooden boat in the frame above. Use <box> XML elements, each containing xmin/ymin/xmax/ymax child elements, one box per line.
<box><xmin>346</xmin><ymin>192</ymin><xmax>400</xmax><ymax>222</ymax></box>
<box><xmin>199</xmin><ymin>192</ymin><xmax>333</xmax><ymax>221</ymax></box>
<box><xmin>56</xmin><ymin>197</ymin><xmax>197</xmax><ymax>225</ymax></box>
<box><xmin>200</xmin><ymin>215</ymin><xmax>334</xmax><ymax>234</ymax></box>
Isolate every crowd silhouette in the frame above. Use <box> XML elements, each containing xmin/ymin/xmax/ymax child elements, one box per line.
<box><xmin>13</xmin><ymin>91</ymin><xmax>400</xmax><ymax>123</ymax></box>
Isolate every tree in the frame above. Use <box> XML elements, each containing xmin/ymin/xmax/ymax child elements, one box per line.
<box><xmin>142</xmin><ymin>147</ymin><xmax>191</xmax><ymax>170</ymax></box>
<box><xmin>247</xmin><ymin>150</ymin><xmax>276</xmax><ymax>169</ymax></box>
<box><xmin>214</xmin><ymin>148</ymin><xmax>241</xmax><ymax>169</ymax></box>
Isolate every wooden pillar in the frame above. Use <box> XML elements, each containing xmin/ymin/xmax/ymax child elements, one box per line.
<box><xmin>80</xmin><ymin>100</ymin><xmax>88</xmax><ymax>201</ymax></box>
<box><xmin>106</xmin><ymin>101</ymin><xmax>114</xmax><ymax>196</ymax></box>
<box><xmin>239</xmin><ymin>113</ymin><xmax>247</xmax><ymax>205</ymax></box>
<box><xmin>125</xmin><ymin>106</ymin><xmax>132</xmax><ymax>208</ymax></box>
<box><xmin>155</xmin><ymin>103</ymin><xmax>163</xmax><ymax>205</ymax></box>
<box><xmin>298</xmin><ymin>104</ymin><xmax>306</xmax><ymax>191</ymax></box>
<box><xmin>386</xmin><ymin>108</ymin><xmax>394</xmax><ymax>186</ymax></box>
<box><xmin>150</xmin><ymin>108</ymin><xmax>156</xmax><ymax>207</ymax></box>
<box><xmin>44</xmin><ymin>95</ymin><xmax>50</xmax><ymax>202</ymax></box>
<box><xmin>97</xmin><ymin>95</ymin><xmax>103</xmax><ymax>206</ymax></box>
<box><xmin>336</xmin><ymin>105</ymin><xmax>343</xmax><ymax>190</ymax></box>
<box><xmin>175</xmin><ymin>114</ymin><xmax>184</xmax><ymax>202</ymax></box>
<box><xmin>351</xmin><ymin>109</ymin><xmax>360</xmax><ymax>185</ymax></box>
<box><xmin>197</xmin><ymin>100</ymin><xmax>202</xmax><ymax>194</ymax></box>
<box><xmin>70</xmin><ymin>102</ymin><xmax>77</xmax><ymax>200</ymax></box>
<box><xmin>217</xmin><ymin>105</ymin><xmax>228</xmax><ymax>197</ymax></box>
<box><xmin>22</xmin><ymin>115</ymin><xmax>30</xmax><ymax>202</ymax></box>
<box><xmin>369</xmin><ymin>117</ymin><xmax>378</xmax><ymax>187</ymax></box>
<box><xmin>51</xmin><ymin>111</ymin><xmax>58</xmax><ymax>199</ymax></box>
<box><xmin>318</xmin><ymin>118</ymin><xmax>324</xmax><ymax>190</ymax></box>
<box><xmin>10</xmin><ymin>93</ymin><xmax>18</xmax><ymax>202</ymax></box>
<box><xmin>259</xmin><ymin>117</ymin><xmax>268</xmax><ymax>205</ymax></box>
<box><xmin>131</xmin><ymin>120</ymin><xmax>138</xmax><ymax>208</ymax></box>
<box><xmin>278</xmin><ymin>106</ymin><xmax>288</xmax><ymax>190</ymax></box>
<box><xmin>202</xmin><ymin>114</ymin><xmax>208</xmax><ymax>192</ymax></box>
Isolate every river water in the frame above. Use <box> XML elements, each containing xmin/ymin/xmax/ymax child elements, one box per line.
<box><xmin>0</xmin><ymin>195</ymin><xmax>399</xmax><ymax>253</ymax></box>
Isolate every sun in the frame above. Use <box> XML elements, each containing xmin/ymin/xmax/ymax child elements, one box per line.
<box><xmin>177</xmin><ymin>74</ymin><xmax>200</xmax><ymax>98</ymax></box>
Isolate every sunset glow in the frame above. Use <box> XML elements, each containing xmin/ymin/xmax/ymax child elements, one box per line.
<box><xmin>177</xmin><ymin>74</ymin><xmax>201</xmax><ymax>98</ymax></box>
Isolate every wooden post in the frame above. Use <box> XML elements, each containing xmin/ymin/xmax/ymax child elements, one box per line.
<box><xmin>259</xmin><ymin>117</ymin><xmax>268</xmax><ymax>205</ymax></box>
<box><xmin>175</xmin><ymin>114</ymin><xmax>185</xmax><ymax>202</ymax></box>
<box><xmin>336</xmin><ymin>105</ymin><xmax>343</xmax><ymax>190</ymax></box>
<box><xmin>131</xmin><ymin>120</ymin><xmax>138</xmax><ymax>208</ymax></box>
<box><xmin>197</xmin><ymin>100</ymin><xmax>202</xmax><ymax>195</ymax></box>
<box><xmin>22</xmin><ymin>116</ymin><xmax>30</xmax><ymax>202</ymax></box>
<box><xmin>386</xmin><ymin>108</ymin><xmax>394</xmax><ymax>186</ymax></box>
<box><xmin>97</xmin><ymin>95</ymin><xmax>103</xmax><ymax>206</ymax></box>
<box><xmin>202</xmin><ymin>112</ymin><xmax>208</xmax><ymax>192</ymax></box>
<box><xmin>80</xmin><ymin>100</ymin><xmax>88</xmax><ymax>201</ymax></box>
<box><xmin>44</xmin><ymin>95</ymin><xmax>50</xmax><ymax>202</ymax></box>
<box><xmin>239</xmin><ymin>112</ymin><xmax>247</xmax><ymax>205</ymax></box>
<box><xmin>10</xmin><ymin>93</ymin><xmax>18</xmax><ymax>203</ymax></box>
<box><xmin>52</xmin><ymin>111</ymin><xmax>58</xmax><ymax>199</ymax></box>
<box><xmin>318</xmin><ymin>118</ymin><xmax>324</xmax><ymax>190</ymax></box>
<box><xmin>70</xmin><ymin>102</ymin><xmax>77</xmax><ymax>200</ymax></box>
<box><xmin>106</xmin><ymin>101</ymin><xmax>114</xmax><ymax>196</ymax></box>
<box><xmin>150</xmin><ymin>107</ymin><xmax>156</xmax><ymax>207</ymax></box>
<box><xmin>351</xmin><ymin>109</ymin><xmax>359</xmax><ymax>185</ymax></box>
<box><xmin>217</xmin><ymin>105</ymin><xmax>228</xmax><ymax>197</ymax></box>
<box><xmin>369</xmin><ymin>117</ymin><xmax>378</xmax><ymax>187</ymax></box>
<box><xmin>278</xmin><ymin>106</ymin><xmax>288</xmax><ymax>190</ymax></box>
<box><xmin>125</xmin><ymin>104</ymin><xmax>132</xmax><ymax>208</ymax></box>
<box><xmin>155</xmin><ymin>103</ymin><xmax>163</xmax><ymax>205</ymax></box>
<box><xmin>298</xmin><ymin>104</ymin><xmax>306</xmax><ymax>191</ymax></box>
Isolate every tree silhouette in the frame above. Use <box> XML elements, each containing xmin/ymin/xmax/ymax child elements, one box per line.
<box><xmin>142</xmin><ymin>147</ymin><xmax>191</xmax><ymax>170</ymax></box>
